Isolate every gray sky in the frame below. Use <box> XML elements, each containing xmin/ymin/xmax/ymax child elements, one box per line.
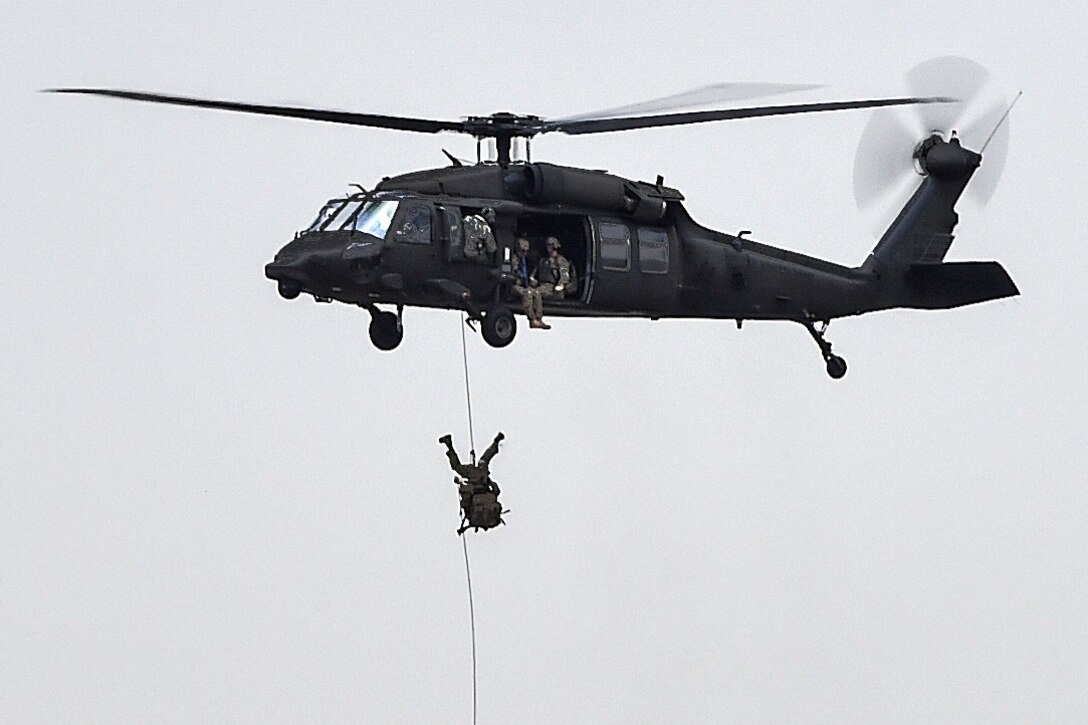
<box><xmin>2</xmin><ymin>1</ymin><xmax>1086</xmax><ymax>722</ymax></box>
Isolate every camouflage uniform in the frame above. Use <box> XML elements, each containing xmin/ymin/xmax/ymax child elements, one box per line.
<box><xmin>535</xmin><ymin>240</ymin><xmax>572</xmax><ymax>305</ymax></box>
<box><xmin>512</xmin><ymin>241</ymin><xmax>546</xmax><ymax>325</ymax></box>
<box><xmin>440</xmin><ymin>432</ymin><xmax>506</xmax><ymax>533</ymax></box>
<box><xmin>462</xmin><ymin>213</ymin><xmax>497</xmax><ymax>259</ymax></box>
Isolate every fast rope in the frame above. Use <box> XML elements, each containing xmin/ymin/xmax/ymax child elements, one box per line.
<box><xmin>459</xmin><ymin>312</ymin><xmax>477</xmax><ymax>456</ymax></box>
<box><xmin>458</xmin><ymin>312</ymin><xmax>478</xmax><ymax>725</ymax></box>
<box><xmin>462</xmin><ymin>535</ymin><xmax>478</xmax><ymax>725</ymax></box>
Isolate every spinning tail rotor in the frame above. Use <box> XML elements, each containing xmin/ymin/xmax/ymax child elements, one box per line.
<box><xmin>853</xmin><ymin>56</ymin><xmax>1017</xmax><ymax>236</ymax></box>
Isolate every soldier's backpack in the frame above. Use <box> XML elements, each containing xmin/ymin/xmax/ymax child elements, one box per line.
<box><xmin>469</xmin><ymin>491</ymin><xmax>503</xmax><ymax>530</ymax></box>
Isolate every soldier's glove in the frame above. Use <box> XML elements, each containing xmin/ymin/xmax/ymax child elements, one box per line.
<box><xmin>555</xmin><ymin>284</ymin><xmax>565</xmax><ymax>293</ymax></box>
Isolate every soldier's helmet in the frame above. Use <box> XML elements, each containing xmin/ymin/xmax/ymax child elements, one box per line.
<box><xmin>482</xmin><ymin>207</ymin><xmax>496</xmax><ymax>222</ymax></box>
<box><xmin>545</xmin><ymin>236</ymin><xmax>561</xmax><ymax>249</ymax></box>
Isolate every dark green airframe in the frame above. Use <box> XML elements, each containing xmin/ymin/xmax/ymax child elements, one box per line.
<box><xmin>50</xmin><ymin>89</ymin><xmax>1018</xmax><ymax>378</ymax></box>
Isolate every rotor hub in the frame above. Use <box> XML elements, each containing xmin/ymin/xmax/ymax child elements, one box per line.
<box><xmin>462</xmin><ymin>113</ymin><xmax>545</xmax><ymax>139</ymax></box>
<box><xmin>912</xmin><ymin>133</ymin><xmax>980</xmax><ymax>181</ymax></box>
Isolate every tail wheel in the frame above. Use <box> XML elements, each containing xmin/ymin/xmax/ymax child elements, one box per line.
<box><xmin>481</xmin><ymin>306</ymin><xmax>516</xmax><ymax>348</ymax></box>
<box><xmin>826</xmin><ymin>355</ymin><xmax>847</xmax><ymax>379</ymax></box>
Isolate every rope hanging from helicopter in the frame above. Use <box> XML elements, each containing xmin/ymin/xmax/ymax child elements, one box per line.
<box><xmin>458</xmin><ymin>311</ymin><xmax>479</xmax><ymax>725</ymax></box>
<box><xmin>459</xmin><ymin>312</ymin><xmax>478</xmax><ymax>455</ymax></box>
<box><xmin>462</xmin><ymin>534</ymin><xmax>478</xmax><ymax>725</ymax></box>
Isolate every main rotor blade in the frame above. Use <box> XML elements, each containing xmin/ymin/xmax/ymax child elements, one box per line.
<box><xmin>546</xmin><ymin>96</ymin><xmax>956</xmax><ymax>135</ymax></box>
<box><xmin>45</xmin><ymin>88</ymin><xmax>469</xmax><ymax>134</ymax></box>
<box><xmin>906</xmin><ymin>56</ymin><xmax>990</xmax><ymax>134</ymax></box>
<box><xmin>551</xmin><ymin>82</ymin><xmax>824</xmax><ymax>123</ymax></box>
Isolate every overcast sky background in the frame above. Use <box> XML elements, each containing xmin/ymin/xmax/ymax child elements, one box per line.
<box><xmin>2</xmin><ymin>2</ymin><xmax>1086</xmax><ymax>722</ymax></box>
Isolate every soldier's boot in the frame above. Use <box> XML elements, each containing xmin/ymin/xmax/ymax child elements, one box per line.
<box><xmin>529</xmin><ymin>318</ymin><xmax>546</xmax><ymax>329</ymax></box>
<box><xmin>439</xmin><ymin>434</ymin><xmax>453</xmax><ymax>446</ymax></box>
<box><xmin>532</xmin><ymin>293</ymin><xmax>551</xmax><ymax>329</ymax></box>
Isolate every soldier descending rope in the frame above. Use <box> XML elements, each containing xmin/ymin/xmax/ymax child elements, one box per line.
<box><xmin>439</xmin><ymin>432</ymin><xmax>506</xmax><ymax>535</ymax></box>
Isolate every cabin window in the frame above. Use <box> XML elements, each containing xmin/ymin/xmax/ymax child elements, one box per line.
<box><xmin>396</xmin><ymin>205</ymin><xmax>432</xmax><ymax>244</ymax></box>
<box><xmin>637</xmin><ymin>227</ymin><xmax>669</xmax><ymax>274</ymax></box>
<box><xmin>599</xmin><ymin>222</ymin><xmax>631</xmax><ymax>271</ymax></box>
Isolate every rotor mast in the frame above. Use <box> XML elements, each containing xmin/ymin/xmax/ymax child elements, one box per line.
<box><xmin>464</xmin><ymin>113</ymin><xmax>540</xmax><ymax>167</ymax></box>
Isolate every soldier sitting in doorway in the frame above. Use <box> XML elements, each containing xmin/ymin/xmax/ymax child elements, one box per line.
<box><xmin>512</xmin><ymin>236</ymin><xmax>549</xmax><ymax>329</ymax></box>
<box><xmin>535</xmin><ymin>236</ymin><xmax>574</xmax><ymax>303</ymax></box>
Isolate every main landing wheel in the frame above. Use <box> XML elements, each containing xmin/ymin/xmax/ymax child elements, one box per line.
<box><xmin>825</xmin><ymin>354</ymin><xmax>848</xmax><ymax>379</ymax></box>
<box><xmin>481</xmin><ymin>306</ymin><xmax>516</xmax><ymax>348</ymax></box>
<box><xmin>368</xmin><ymin>310</ymin><xmax>403</xmax><ymax>351</ymax></box>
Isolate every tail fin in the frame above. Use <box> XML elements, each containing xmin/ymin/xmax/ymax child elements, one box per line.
<box><xmin>860</xmin><ymin>135</ymin><xmax>1019</xmax><ymax>310</ymax></box>
<box><xmin>861</xmin><ymin>136</ymin><xmax>979</xmax><ymax>272</ymax></box>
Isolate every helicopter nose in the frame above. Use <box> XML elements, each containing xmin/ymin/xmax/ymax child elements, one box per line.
<box><xmin>341</xmin><ymin>239</ymin><xmax>383</xmax><ymax>279</ymax></box>
<box><xmin>265</xmin><ymin>237</ymin><xmax>350</xmax><ymax>295</ymax></box>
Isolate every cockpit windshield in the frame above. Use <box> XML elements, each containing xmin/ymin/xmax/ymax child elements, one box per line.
<box><xmin>305</xmin><ymin>200</ymin><xmax>341</xmax><ymax>233</ymax></box>
<box><xmin>350</xmin><ymin>200</ymin><xmax>399</xmax><ymax>239</ymax></box>
<box><xmin>303</xmin><ymin>198</ymin><xmax>400</xmax><ymax>239</ymax></box>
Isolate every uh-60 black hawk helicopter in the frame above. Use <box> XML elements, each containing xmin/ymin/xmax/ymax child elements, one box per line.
<box><xmin>51</xmin><ymin>57</ymin><xmax>1018</xmax><ymax>378</ymax></box>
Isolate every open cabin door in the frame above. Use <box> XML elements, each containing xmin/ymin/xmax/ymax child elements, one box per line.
<box><xmin>513</xmin><ymin>212</ymin><xmax>591</xmax><ymax>303</ymax></box>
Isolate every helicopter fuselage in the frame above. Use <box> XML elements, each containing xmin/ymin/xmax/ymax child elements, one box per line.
<box><xmin>264</xmin><ymin>146</ymin><xmax>1016</xmax><ymax>377</ymax></box>
<box><xmin>265</xmin><ymin>162</ymin><xmax>881</xmax><ymax>325</ymax></box>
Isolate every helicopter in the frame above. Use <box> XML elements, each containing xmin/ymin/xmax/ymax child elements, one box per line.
<box><xmin>49</xmin><ymin>58</ymin><xmax>1018</xmax><ymax>378</ymax></box>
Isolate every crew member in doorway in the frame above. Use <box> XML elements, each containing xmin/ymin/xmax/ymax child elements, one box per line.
<box><xmin>513</xmin><ymin>237</ymin><xmax>548</xmax><ymax>329</ymax></box>
<box><xmin>535</xmin><ymin>236</ymin><xmax>573</xmax><ymax>313</ymax></box>
<box><xmin>462</xmin><ymin>207</ymin><xmax>497</xmax><ymax>259</ymax></box>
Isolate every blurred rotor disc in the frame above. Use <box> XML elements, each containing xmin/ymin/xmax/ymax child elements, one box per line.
<box><xmin>853</xmin><ymin>56</ymin><xmax>1013</xmax><ymax>237</ymax></box>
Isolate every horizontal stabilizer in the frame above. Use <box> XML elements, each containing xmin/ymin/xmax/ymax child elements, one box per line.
<box><xmin>900</xmin><ymin>261</ymin><xmax>1019</xmax><ymax>309</ymax></box>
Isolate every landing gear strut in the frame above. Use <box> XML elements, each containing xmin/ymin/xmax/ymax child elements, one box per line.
<box><xmin>802</xmin><ymin>318</ymin><xmax>847</xmax><ymax>379</ymax></box>
<box><xmin>368</xmin><ymin>304</ymin><xmax>403</xmax><ymax>351</ymax></box>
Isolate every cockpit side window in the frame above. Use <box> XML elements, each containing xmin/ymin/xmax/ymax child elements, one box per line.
<box><xmin>396</xmin><ymin>205</ymin><xmax>433</xmax><ymax>244</ymax></box>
